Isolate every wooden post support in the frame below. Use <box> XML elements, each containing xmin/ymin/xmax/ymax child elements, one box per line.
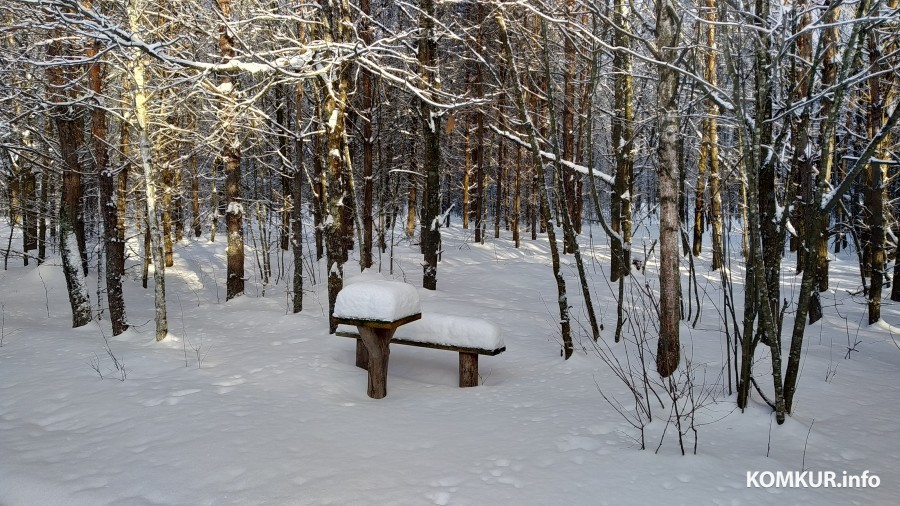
<box><xmin>333</xmin><ymin>313</ymin><xmax>420</xmax><ymax>398</ymax></box>
<box><xmin>355</xmin><ymin>339</ymin><xmax>368</xmax><ymax>370</ymax></box>
<box><xmin>459</xmin><ymin>352</ymin><xmax>479</xmax><ymax>387</ymax></box>
<box><xmin>357</xmin><ymin>326</ymin><xmax>395</xmax><ymax>399</ymax></box>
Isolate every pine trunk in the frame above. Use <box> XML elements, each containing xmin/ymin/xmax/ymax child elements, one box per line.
<box><xmin>419</xmin><ymin>0</ymin><xmax>440</xmax><ymax>291</ymax></box>
<box><xmin>216</xmin><ymin>0</ymin><xmax>245</xmax><ymax>301</ymax></box>
<box><xmin>88</xmin><ymin>35</ymin><xmax>128</xmax><ymax>335</ymax></box>
<box><xmin>360</xmin><ymin>0</ymin><xmax>374</xmax><ymax>269</ymax></box>
<box><xmin>48</xmin><ymin>30</ymin><xmax>92</xmax><ymax>327</ymax></box>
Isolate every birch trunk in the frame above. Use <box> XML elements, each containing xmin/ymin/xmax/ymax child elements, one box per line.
<box><xmin>128</xmin><ymin>0</ymin><xmax>167</xmax><ymax>341</ymax></box>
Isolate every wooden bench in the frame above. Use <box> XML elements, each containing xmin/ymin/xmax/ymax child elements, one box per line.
<box><xmin>336</xmin><ymin>313</ymin><xmax>506</xmax><ymax>388</ymax></box>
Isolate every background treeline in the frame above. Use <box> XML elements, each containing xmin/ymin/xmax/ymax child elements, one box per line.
<box><xmin>0</xmin><ymin>0</ymin><xmax>898</xmax><ymax>425</ymax></box>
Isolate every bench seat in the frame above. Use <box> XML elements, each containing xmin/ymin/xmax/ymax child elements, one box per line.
<box><xmin>336</xmin><ymin>313</ymin><xmax>505</xmax><ymax>387</ymax></box>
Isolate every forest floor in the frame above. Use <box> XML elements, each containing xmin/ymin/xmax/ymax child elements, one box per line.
<box><xmin>1</xmin><ymin>220</ymin><xmax>898</xmax><ymax>504</ymax></box>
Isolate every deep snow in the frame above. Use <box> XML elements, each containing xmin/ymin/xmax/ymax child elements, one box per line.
<box><xmin>1</xmin><ymin>221</ymin><xmax>898</xmax><ymax>505</ymax></box>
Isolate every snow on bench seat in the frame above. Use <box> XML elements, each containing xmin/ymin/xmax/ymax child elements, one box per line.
<box><xmin>333</xmin><ymin>280</ymin><xmax>421</xmax><ymax>322</ymax></box>
<box><xmin>394</xmin><ymin>313</ymin><xmax>504</xmax><ymax>351</ymax></box>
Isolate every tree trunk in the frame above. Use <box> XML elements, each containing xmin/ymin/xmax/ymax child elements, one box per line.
<box><xmin>655</xmin><ymin>0</ymin><xmax>681</xmax><ymax>377</ymax></box>
<box><xmin>191</xmin><ymin>154</ymin><xmax>201</xmax><ymax>238</ymax></box>
<box><xmin>48</xmin><ymin>29</ymin><xmax>92</xmax><ymax>328</ymax></box>
<box><xmin>216</xmin><ymin>0</ymin><xmax>245</xmax><ymax>301</ymax></box>
<box><xmin>276</xmin><ymin>83</ymin><xmax>291</xmax><ymax>251</ymax></box>
<box><xmin>37</xmin><ymin>165</ymin><xmax>48</xmax><ymax>264</ymax></box>
<box><xmin>128</xmin><ymin>0</ymin><xmax>167</xmax><ymax>341</ymax></box>
<box><xmin>513</xmin><ymin>146</ymin><xmax>521</xmax><ymax>248</ymax></box>
<box><xmin>610</xmin><ymin>0</ymin><xmax>633</xmax><ymax>281</ymax></box>
<box><xmin>473</xmin><ymin>6</ymin><xmax>485</xmax><ymax>245</ymax></box>
<box><xmin>815</xmin><ymin>1</ymin><xmax>842</xmax><ymax>292</ymax></box>
<box><xmin>463</xmin><ymin>125</ymin><xmax>471</xmax><ymax>230</ymax></box>
<box><xmin>406</xmin><ymin>143</ymin><xmax>417</xmax><ymax>238</ymax></box>
<box><xmin>419</xmin><ymin>0</ymin><xmax>440</xmax><ymax>291</ymax></box>
<box><xmin>360</xmin><ymin>0</ymin><xmax>375</xmax><ymax>270</ymax></box>
<box><xmin>704</xmin><ymin>0</ymin><xmax>723</xmax><ymax>271</ymax></box>
<box><xmin>784</xmin><ymin>0</ymin><xmax>880</xmax><ymax>415</ymax></box>
<box><xmin>864</xmin><ymin>13</ymin><xmax>892</xmax><ymax>324</ymax></box>
<box><xmin>495</xmin><ymin>11</ymin><xmax>573</xmax><ymax>358</ymax></box>
<box><xmin>87</xmin><ymin>32</ymin><xmax>128</xmax><ymax>336</ymax></box>
<box><xmin>319</xmin><ymin>0</ymin><xmax>352</xmax><ymax>332</ymax></box>
<box><xmin>291</xmin><ymin>82</ymin><xmax>304</xmax><ymax>314</ymax></box>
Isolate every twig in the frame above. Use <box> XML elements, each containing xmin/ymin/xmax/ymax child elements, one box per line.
<box><xmin>801</xmin><ymin>419</ymin><xmax>815</xmax><ymax>471</ymax></box>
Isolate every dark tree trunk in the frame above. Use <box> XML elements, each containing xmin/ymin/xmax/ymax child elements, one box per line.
<box><xmin>88</xmin><ymin>37</ymin><xmax>128</xmax><ymax>335</ymax></box>
<box><xmin>360</xmin><ymin>0</ymin><xmax>375</xmax><ymax>269</ymax></box>
<box><xmin>419</xmin><ymin>0</ymin><xmax>441</xmax><ymax>291</ymax></box>
<box><xmin>216</xmin><ymin>0</ymin><xmax>245</xmax><ymax>300</ymax></box>
<box><xmin>611</xmin><ymin>0</ymin><xmax>633</xmax><ymax>281</ymax></box>
<box><xmin>49</xmin><ymin>30</ymin><xmax>92</xmax><ymax>327</ymax></box>
<box><xmin>292</xmin><ymin>82</ymin><xmax>304</xmax><ymax>314</ymax></box>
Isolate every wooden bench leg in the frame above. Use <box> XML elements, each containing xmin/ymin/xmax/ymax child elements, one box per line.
<box><xmin>355</xmin><ymin>339</ymin><xmax>368</xmax><ymax>370</ymax></box>
<box><xmin>459</xmin><ymin>352</ymin><xmax>479</xmax><ymax>387</ymax></box>
<box><xmin>358</xmin><ymin>327</ymin><xmax>394</xmax><ymax>399</ymax></box>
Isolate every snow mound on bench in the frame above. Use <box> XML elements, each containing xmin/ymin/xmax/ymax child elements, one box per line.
<box><xmin>333</xmin><ymin>281</ymin><xmax>421</xmax><ymax>321</ymax></box>
<box><xmin>395</xmin><ymin>313</ymin><xmax>504</xmax><ymax>351</ymax></box>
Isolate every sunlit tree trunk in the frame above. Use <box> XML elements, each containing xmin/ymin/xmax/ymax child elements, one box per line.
<box><xmin>863</xmin><ymin>0</ymin><xmax>895</xmax><ymax>323</ymax></box>
<box><xmin>815</xmin><ymin>1</ymin><xmax>842</xmax><ymax>292</ymax></box>
<box><xmin>215</xmin><ymin>0</ymin><xmax>245</xmax><ymax>300</ymax></box>
<box><xmin>610</xmin><ymin>0</ymin><xmax>633</xmax><ymax>281</ymax></box>
<box><xmin>655</xmin><ymin>0</ymin><xmax>681</xmax><ymax>377</ymax></box>
<box><xmin>319</xmin><ymin>0</ymin><xmax>352</xmax><ymax>332</ymax></box>
<box><xmin>128</xmin><ymin>0</ymin><xmax>167</xmax><ymax>340</ymax></box>
<box><xmin>463</xmin><ymin>125</ymin><xmax>471</xmax><ymax>229</ymax></box>
<box><xmin>48</xmin><ymin>27</ymin><xmax>91</xmax><ymax>328</ymax></box>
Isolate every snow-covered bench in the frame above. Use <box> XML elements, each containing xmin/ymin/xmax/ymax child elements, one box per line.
<box><xmin>337</xmin><ymin>312</ymin><xmax>505</xmax><ymax>388</ymax></box>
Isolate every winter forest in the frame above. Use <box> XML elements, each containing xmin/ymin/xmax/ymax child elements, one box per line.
<box><xmin>1</xmin><ymin>0</ymin><xmax>899</xmax><ymax>503</ymax></box>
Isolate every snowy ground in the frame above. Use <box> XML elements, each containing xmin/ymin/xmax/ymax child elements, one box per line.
<box><xmin>1</xmin><ymin>220</ymin><xmax>898</xmax><ymax>505</ymax></box>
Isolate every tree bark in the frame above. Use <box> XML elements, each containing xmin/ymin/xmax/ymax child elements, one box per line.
<box><xmin>360</xmin><ymin>0</ymin><xmax>375</xmax><ymax>269</ymax></box>
<box><xmin>128</xmin><ymin>0</ymin><xmax>167</xmax><ymax>340</ymax></box>
<box><xmin>495</xmin><ymin>11</ymin><xmax>573</xmax><ymax>358</ymax></box>
<box><xmin>48</xmin><ymin>28</ymin><xmax>92</xmax><ymax>327</ymax></box>
<box><xmin>291</xmin><ymin>81</ymin><xmax>304</xmax><ymax>314</ymax></box>
<box><xmin>87</xmin><ymin>31</ymin><xmax>128</xmax><ymax>335</ymax></box>
<box><xmin>319</xmin><ymin>0</ymin><xmax>352</xmax><ymax>332</ymax></box>
<box><xmin>611</xmin><ymin>0</ymin><xmax>633</xmax><ymax>281</ymax></box>
<box><xmin>655</xmin><ymin>0</ymin><xmax>681</xmax><ymax>377</ymax></box>
<box><xmin>419</xmin><ymin>0</ymin><xmax>440</xmax><ymax>291</ymax></box>
<box><xmin>216</xmin><ymin>0</ymin><xmax>245</xmax><ymax>301</ymax></box>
